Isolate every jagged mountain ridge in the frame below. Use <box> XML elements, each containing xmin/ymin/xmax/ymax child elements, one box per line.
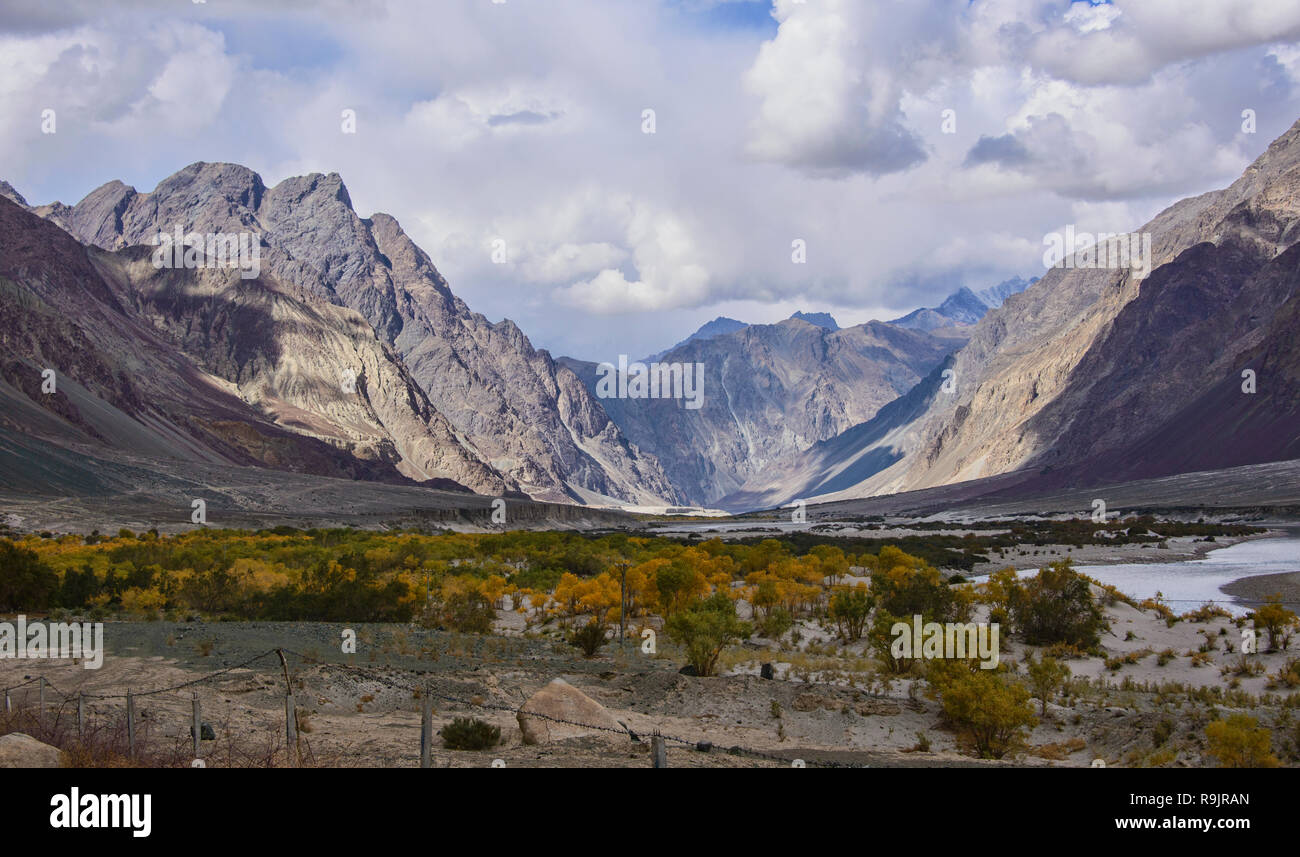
<box><xmin>27</xmin><ymin>163</ymin><xmax>679</xmax><ymax>506</ymax></box>
<box><xmin>562</xmin><ymin>316</ymin><xmax>962</xmax><ymax>505</ymax></box>
<box><xmin>0</xmin><ymin>194</ymin><xmax>505</xmax><ymax>493</ymax></box>
<box><xmin>888</xmin><ymin>277</ymin><xmax>1033</xmax><ymax>332</ymax></box>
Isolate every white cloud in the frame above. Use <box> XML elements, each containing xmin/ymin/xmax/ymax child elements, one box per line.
<box><xmin>0</xmin><ymin>0</ymin><xmax>1296</xmax><ymax>361</ymax></box>
<box><xmin>742</xmin><ymin>0</ymin><xmax>929</xmax><ymax>176</ymax></box>
<box><xmin>551</xmin><ymin>196</ymin><xmax>711</xmax><ymax>314</ymax></box>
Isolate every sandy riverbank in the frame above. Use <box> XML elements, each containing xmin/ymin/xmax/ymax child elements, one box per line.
<box><xmin>1221</xmin><ymin>571</ymin><xmax>1300</xmax><ymax>605</ymax></box>
<box><xmin>967</xmin><ymin>530</ymin><xmax>1278</xmax><ymax>577</ymax></box>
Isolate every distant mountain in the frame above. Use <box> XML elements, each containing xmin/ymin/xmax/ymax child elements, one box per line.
<box><xmin>562</xmin><ymin>319</ymin><xmax>962</xmax><ymax>504</ymax></box>
<box><xmin>975</xmin><ymin>276</ymin><xmax>1035</xmax><ymax>309</ymax></box>
<box><xmin>789</xmin><ymin>311</ymin><xmax>838</xmax><ymax>330</ymax></box>
<box><xmin>644</xmin><ymin>316</ymin><xmax>748</xmax><ymax>362</ymax></box>
<box><xmin>888</xmin><ymin>277</ymin><xmax>1031</xmax><ymax>332</ymax></box>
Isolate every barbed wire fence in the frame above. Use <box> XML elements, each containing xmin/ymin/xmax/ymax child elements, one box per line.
<box><xmin>0</xmin><ymin>648</ymin><xmax>862</xmax><ymax>768</ymax></box>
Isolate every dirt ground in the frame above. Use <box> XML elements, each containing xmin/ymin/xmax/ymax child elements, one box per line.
<box><xmin>4</xmin><ymin>590</ymin><xmax>1296</xmax><ymax>768</ymax></box>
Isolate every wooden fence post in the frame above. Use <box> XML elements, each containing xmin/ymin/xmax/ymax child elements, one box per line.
<box><xmin>285</xmin><ymin>692</ymin><xmax>298</xmax><ymax>767</ymax></box>
<box><xmin>420</xmin><ymin>684</ymin><xmax>433</xmax><ymax>769</ymax></box>
<box><xmin>4</xmin><ymin>689</ymin><xmax>10</xmax><ymax>714</ymax></box>
<box><xmin>191</xmin><ymin>690</ymin><xmax>201</xmax><ymax>759</ymax></box>
<box><xmin>651</xmin><ymin>734</ymin><xmax>667</xmax><ymax>768</ymax></box>
<box><xmin>275</xmin><ymin>649</ymin><xmax>299</xmax><ymax>767</ymax></box>
<box><xmin>126</xmin><ymin>690</ymin><xmax>135</xmax><ymax>759</ymax></box>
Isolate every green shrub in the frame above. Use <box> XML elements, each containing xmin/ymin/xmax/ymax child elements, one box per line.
<box><xmin>568</xmin><ymin>620</ymin><xmax>607</xmax><ymax>658</ymax></box>
<box><xmin>440</xmin><ymin>716</ymin><xmax>501</xmax><ymax>750</ymax></box>
<box><xmin>665</xmin><ymin>593</ymin><xmax>752</xmax><ymax>677</ymax></box>
<box><xmin>757</xmin><ymin>607</ymin><xmax>794</xmax><ymax>641</ymax></box>
<box><xmin>829</xmin><ymin>585</ymin><xmax>874</xmax><ymax>641</ymax></box>
<box><xmin>441</xmin><ymin>591</ymin><xmax>495</xmax><ymax>634</ymax></box>
<box><xmin>1009</xmin><ymin>560</ymin><xmax>1107</xmax><ymax>649</ymax></box>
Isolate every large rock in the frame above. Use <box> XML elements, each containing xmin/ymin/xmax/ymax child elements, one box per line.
<box><xmin>0</xmin><ymin>733</ymin><xmax>63</xmax><ymax>768</ymax></box>
<box><xmin>516</xmin><ymin>679</ymin><xmax>624</xmax><ymax>745</ymax></box>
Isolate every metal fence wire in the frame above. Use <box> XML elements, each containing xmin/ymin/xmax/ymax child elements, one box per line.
<box><xmin>1</xmin><ymin>647</ymin><xmax>863</xmax><ymax>768</ymax></box>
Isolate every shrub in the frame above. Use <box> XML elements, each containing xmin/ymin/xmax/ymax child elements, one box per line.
<box><xmin>756</xmin><ymin>607</ymin><xmax>794</xmax><ymax>641</ymax></box>
<box><xmin>867</xmin><ymin>546</ymin><xmax>956</xmax><ymax>621</ymax></box>
<box><xmin>568</xmin><ymin>620</ymin><xmax>607</xmax><ymax>658</ymax></box>
<box><xmin>664</xmin><ymin>592</ymin><xmax>752</xmax><ymax>677</ymax></box>
<box><xmin>441</xmin><ymin>590</ymin><xmax>495</xmax><ymax>634</ymax></box>
<box><xmin>1251</xmin><ymin>595</ymin><xmax>1298</xmax><ymax>652</ymax></box>
<box><xmin>1267</xmin><ymin>657</ymin><xmax>1300</xmax><ymax>690</ymax></box>
<box><xmin>1009</xmin><ymin>560</ymin><xmax>1106</xmax><ymax>649</ymax></box>
<box><xmin>868</xmin><ymin>610</ymin><xmax>913</xmax><ymax>674</ymax></box>
<box><xmin>1204</xmin><ymin>714</ymin><xmax>1279</xmax><ymax>768</ymax></box>
<box><xmin>1025</xmin><ymin>655</ymin><xmax>1071</xmax><ymax>715</ymax></box>
<box><xmin>938</xmin><ymin>669</ymin><xmax>1037</xmax><ymax>759</ymax></box>
<box><xmin>440</xmin><ymin>716</ymin><xmax>501</xmax><ymax>750</ymax></box>
<box><xmin>828</xmin><ymin>585</ymin><xmax>873</xmax><ymax>641</ymax></box>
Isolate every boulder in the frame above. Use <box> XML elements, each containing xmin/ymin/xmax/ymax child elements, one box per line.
<box><xmin>0</xmin><ymin>733</ymin><xmax>63</xmax><ymax>768</ymax></box>
<box><xmin>517</xmin><ymin>679</ymin><xmax>624</xmax><ymax>745</ymax></box>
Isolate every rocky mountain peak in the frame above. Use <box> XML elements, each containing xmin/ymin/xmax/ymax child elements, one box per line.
<box><xmin>0</xmin><ymin>180</ymin><xmax>28</xmax><ymax>207</ymax></box>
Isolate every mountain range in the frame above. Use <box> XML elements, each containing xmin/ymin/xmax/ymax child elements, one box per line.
<box><xmin>4</xmin><ymin>117</ymin><xmax>1299</xmax><ymax>521</ymax></box>
<box><xmin>724</xmin><ymin>118</ymin><xmax>1300</xmax><ymax>511</ymax></box>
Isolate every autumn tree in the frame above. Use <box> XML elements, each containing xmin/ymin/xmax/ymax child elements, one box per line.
<box><xmin>867</xmin><ymin>546</ymin><xmax>956</xmax><ymax>621</ymax></box>
<box><xmin>1024</xmin><ymin>654</ymin><xmax>1071</xmax><ymax>716</ymax></box>
<box><xmin>1251</xmin><ymin>595</ymin><xmax>1297</xmax><ymax>652</ymax></box>
<box><xmin>665</xmin><ymin>592</ymin><xmax>752</xmax><ymax>677</ymax></box>
<box><xmin>829</xmin><ymin>585</ymin><xmax>873</xmax><ymax>641</ymax></box>
<box><xmin>937</xmin><ymin>669</ymin><xmax>1037</xmax><ymax>759</ymax></box>
<box><xmin>655</xmin><ymin>561</ymin><xmax>706</xmax><ymax>617</ymax></box>
<box><xmin>868</xmin><ymin>610</ymin><xmax>912</xmax><ymax>674</ymax></box>
<box><xmin>1205</xmin><ymin>715</ymin><xmax>1280</xmax><ymax>768</ymax></box>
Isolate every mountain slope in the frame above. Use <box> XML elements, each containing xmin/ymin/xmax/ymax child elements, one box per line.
<box><xmin>30</xmin><ymin>163</ymin><xmax>678</xmax><ymax>506</ymax></box>
<box><xmin>738</xmin><ymin>117</ymin><xmax>1300</xmax><ymax>507</ymax></box>
<box><xmin>0</xmin><ymin>194</ymin><xmax>506</xmax><ymax>493</ymax></box>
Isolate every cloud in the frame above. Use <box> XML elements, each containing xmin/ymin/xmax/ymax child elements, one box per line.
<box><xmin>0</xmin><ymin>0</ymin><xmax>1297</xmax><ymax>361</ymax></box>
<box><xmin>742</xmin><ymin>0</ymin><xmax>928</xmax><ymax>177</ymax></box>
<box><xmin>550</xmin><ymin>196</ymin><xmax>712</xmax><ymax>314</ymax></box>
<box><xmin>964</xmin><ymin>133</ymin><xmax>1033</xmax><ymax>168</ymax></box>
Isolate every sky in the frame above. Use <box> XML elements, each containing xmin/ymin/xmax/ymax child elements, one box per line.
<box><xmin>1</xmin><ymin>0</ymin><xmax>1299</xmax><ymax>362</ymax></box>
